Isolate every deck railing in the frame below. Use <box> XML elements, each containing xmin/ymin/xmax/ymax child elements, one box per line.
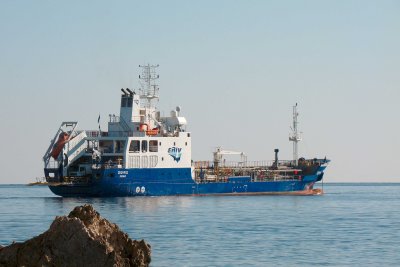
<box><xmin>83</xmin><ymin>130</ymin><xmax>134</xmax><ymax>138</ymax></box>
<box><xmin>193</xmin><ymin>160</ymin><xmax>296</xmax><ymax>169</ymax></box>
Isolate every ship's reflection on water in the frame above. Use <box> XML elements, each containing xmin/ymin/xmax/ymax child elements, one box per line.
<box><xmin>44</xmin><ymin>195</ymin><xmax>197</xmax><ymax>215</ymax></box>
<box><xmin>3</xmin><ymin>184</ymin><xmax>400</xmax><ymax>266</ymax></box>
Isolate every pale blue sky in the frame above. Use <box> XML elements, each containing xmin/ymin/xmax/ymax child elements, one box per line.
<box><xmin>0</xmin><ymin>0</ymin><xmax>399</xmax><ymax>183</ymax></box>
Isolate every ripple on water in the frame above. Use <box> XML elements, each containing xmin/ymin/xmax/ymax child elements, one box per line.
<box><xmin>0</xmin><ymin>184</ymin><xmax>399</xmax><ymax>266</ymax></box>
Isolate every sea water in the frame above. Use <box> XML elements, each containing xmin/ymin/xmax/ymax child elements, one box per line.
<box><xmin>0</xmin><ymin>184</ymin><xmax>399</xmax><ymax>266</ymax></box>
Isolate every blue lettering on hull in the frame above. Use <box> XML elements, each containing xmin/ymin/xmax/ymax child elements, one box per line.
<box><xmin>168</xmin><ymin>147</ymin><xmax>182</xmax><ymax>162</ymax></box>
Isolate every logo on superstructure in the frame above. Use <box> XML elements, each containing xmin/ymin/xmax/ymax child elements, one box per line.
<box><xmin>168</xmin><ymin>147</ymin><xmax>182</xmax><ymax>162</ymax></box>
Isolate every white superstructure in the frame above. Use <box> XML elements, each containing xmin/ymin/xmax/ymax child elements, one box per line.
<box><xmin>43</xmin><ymin>64</ymin><xmax>192</xmax><ymax>180</ymax></box>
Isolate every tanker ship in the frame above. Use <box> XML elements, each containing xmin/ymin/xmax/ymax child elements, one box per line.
<box><xmin>43</xmin><ymin>64</ymin><xmax>329</xmax><ymax>197</ymax></box>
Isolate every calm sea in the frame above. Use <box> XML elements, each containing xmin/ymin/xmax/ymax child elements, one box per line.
<box><xmin>0</xmin><ymin>184</ymin><xmax>399</xmax><ymax>266</ymax></box>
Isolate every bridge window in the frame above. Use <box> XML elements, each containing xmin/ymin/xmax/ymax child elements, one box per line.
<box><xmin>99</xmin><ymin>140</ymin><xmax>113</xmax><ymax>153</ymax></box>
<box><xmin>129</xmin><ymin>140</ymin><xmax>140</xmax><ymax>153</ymax></box>
<box><xmin>115</xmin><ymin>140</ymin><xmax>125</xmax><ymax>153</ymax></box>
<box><xmin>149</xmin><ymin>140</ymin><xmax>158</xmax><ymax>152</ymax></box>
<box><xmin>142</xmin><ymin>140</ymin><xmax>148</xmax><ymax>153</ymax></box>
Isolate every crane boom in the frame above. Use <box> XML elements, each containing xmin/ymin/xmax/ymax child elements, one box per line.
<box><xmin>213</xmin><ymin>147</ymin><xmax>247</xmax><ymax>167</ymax></box>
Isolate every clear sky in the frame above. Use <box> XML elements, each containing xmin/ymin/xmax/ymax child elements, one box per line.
<box><xmin>0</xmin><ymin>0</ymin><xmax>399</xmax><ymax>184</ymax></box>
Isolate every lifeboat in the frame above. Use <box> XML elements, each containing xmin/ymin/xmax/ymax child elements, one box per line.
<box><xmin>146</xmin><ymin>128</ymin><xmax>159</xmax><ymax>136</ymax></box>
<box><xmin>139</xmin><ymin>123</ymin><xmax>159</xmax><ymax>136</ymax></box>
<box><xmin>50</xmin><ymin>132</ymin><xmax>69</xmax><ymax>159</ymax></box>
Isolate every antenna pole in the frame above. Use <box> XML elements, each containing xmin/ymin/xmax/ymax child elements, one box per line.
<box><xmin>139</xmin><ymin>64</ymin><xmax>160</xmax><ymax>109</ymax></box>
<box><xmin>289</xmin><ymin>103</ymin><xmax>302</xmax><ymax>165</ymax></box>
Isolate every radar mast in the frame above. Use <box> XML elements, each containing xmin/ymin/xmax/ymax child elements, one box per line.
<box><xmin>289</xmin><ymin>103</ymin><xmax>302</xmax><ymax>165</ymax></box>
<box><xmin>139</xmin><ymin>64</ymin><xmax>159</xmax><ymax>109</ymax></box>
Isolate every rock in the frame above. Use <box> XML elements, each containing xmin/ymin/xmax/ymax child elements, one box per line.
<box><xmin>0</xmin><ymin>204</ymin><xmax>151</xmax><ymax>267</ymax></box>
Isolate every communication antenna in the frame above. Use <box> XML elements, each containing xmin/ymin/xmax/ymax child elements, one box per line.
<box><xmin>138</xmin><ymin>64</ymin><xmax>160</xmax><ymax>108</ymax></box>
<box><xmin>289</xmin><ymin>103</ymin><xmax>302</xmax><ymax>165</ymax></box>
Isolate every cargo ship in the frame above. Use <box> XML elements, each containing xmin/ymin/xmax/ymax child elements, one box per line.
<box><xmin>43</xmin><ymin>64</ymin><xmax>329</xmax><ymax>197</ymax></box>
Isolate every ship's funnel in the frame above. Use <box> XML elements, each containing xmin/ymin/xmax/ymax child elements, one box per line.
<box><xmin>274</xmin><ymin>149</ymin><xmax>279</xmax><ymax>168</ymax></box>
<box><xmin>126</xmin><ymin>88</ymin><xmax>135</xmax><ymax>95</ymax></box>
<box><xmin>121</xmin><ymin>88</ymin><xmax>128</xmax><ymax>95</ymax></box>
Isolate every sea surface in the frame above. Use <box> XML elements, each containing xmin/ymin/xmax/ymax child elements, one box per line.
<box><xmin>0</xmin><ymin>183</ymin><xmax>399</xmax><ymax>266</ymax></box>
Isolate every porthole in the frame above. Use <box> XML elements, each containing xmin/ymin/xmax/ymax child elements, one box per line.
<box><xmin>185</xmin><ymin>142</ymin><xmax>187</xmax><ymax>146</ymax></box>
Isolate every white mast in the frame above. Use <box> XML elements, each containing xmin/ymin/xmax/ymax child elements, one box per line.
<box><xmin>289</xmin><ymin>103</ymin><xmax>302</xmax><ymax>165</ymax></box>
<box><xmin>139</xmin><ymin>64</ymin><xmax>159</xmax><ymax>109</ymax></box>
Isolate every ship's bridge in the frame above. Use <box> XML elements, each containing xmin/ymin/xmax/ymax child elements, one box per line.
<box><xmin>107</xmin><ymin>64</ymin><xmax>187</xmax><ymax>138</ymax></box>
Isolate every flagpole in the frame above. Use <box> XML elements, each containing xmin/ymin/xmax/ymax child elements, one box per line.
<box><xmin>98</xmin><ymin>114</ymin><xmax>101</xmax><ymax>136</ymax></box>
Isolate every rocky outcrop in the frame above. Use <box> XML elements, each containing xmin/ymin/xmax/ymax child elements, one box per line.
<box><xmin>0</xmin><ymin>204</ymin><xmax>151</xmax><ymax>267</ymax></box>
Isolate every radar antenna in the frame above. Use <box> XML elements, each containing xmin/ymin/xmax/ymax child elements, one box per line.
<box><xmin>289</xmin><ymin>103</ymin><xmax>302</xmax><ymax>165</ymax></box>
<box><xmin>138</xmin><ymin>64</ymin><xmax>159</xmax><ymax>108</ymax></box>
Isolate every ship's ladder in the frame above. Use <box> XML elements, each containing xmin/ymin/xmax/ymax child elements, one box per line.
<box><xmin>64</xmin><ymin>131</ymin><xmax>87</xmax><ymax>166</ymax></box>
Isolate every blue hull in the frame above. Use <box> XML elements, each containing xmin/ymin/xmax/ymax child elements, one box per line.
<box><xmin>48</xmin><ymin>167</ymin><xmax>325</xmax><ymax>197</ymax></box>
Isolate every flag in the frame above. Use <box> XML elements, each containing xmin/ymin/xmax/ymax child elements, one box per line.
<box><xmin>98</xmin><ymin>114</ymin><xmax>101</xmax><ymax>134</ymax></box>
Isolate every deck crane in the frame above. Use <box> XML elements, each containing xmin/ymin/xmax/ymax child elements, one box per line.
<box><xmin>213</xmin><ymin>147</ymin><xmax>247</xmax><ymax>175</ymax></box>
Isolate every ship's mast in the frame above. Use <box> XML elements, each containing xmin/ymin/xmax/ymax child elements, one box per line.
<box><xmin>289</xmin><ymin>103</ymin><xmax>302</xmax><ymax>165</ymax></box>
<box><xmin>139</xmin><ymin>64</ymin><xmax>159</xmax><ymax>109</ymax></box>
